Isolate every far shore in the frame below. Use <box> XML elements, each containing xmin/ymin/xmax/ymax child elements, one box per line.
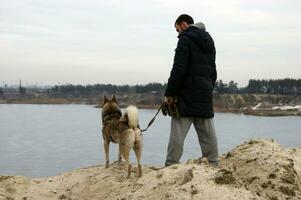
<box><xmin>1</xmin><ymin>98</ymin><xmax>301</xmax><ymax>117</ymax></box>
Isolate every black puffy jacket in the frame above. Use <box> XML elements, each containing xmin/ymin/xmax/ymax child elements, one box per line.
<box><xmin>165</xmin><ymin>22</ymin><xmax>217</xmax><ymax>118</ymax></box>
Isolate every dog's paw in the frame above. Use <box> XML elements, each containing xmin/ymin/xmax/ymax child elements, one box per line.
<box><xmin>105</xmin><ymin>162</ymin><xmax>109</xmax><ymax>168</ymax></box>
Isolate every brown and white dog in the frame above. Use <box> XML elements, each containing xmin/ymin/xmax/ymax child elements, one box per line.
<box><xmin>101</xmin><ymin>95</ymin><xmax>143</xmax><ymax>177</ymax></box>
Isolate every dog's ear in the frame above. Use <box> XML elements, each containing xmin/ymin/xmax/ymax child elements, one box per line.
<box><xmin>103</xmin><ymin>96</ymin><xmax>109</xmax><ymax>104</ymax></box>
<box><xmin>111</xmin><ymin>94</ymin><xmax>117</xmax><ymax>103</ymax></box>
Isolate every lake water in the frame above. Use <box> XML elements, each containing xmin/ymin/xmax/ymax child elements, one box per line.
<box><xmin>0</xmin><ymin>104</ymin><xmax>300</xmax><ymax>178</ymax></box>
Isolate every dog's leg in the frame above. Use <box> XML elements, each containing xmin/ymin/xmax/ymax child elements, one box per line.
<box><xmin>127</xmin><ymin>160</ymin><xmax>132</xmax><ymax>178</ymax></box>
<box><xmin>133</xmin><ymin>129</ymin><xmax>143</xmax><ymax>177</ymax></box>
<box><xmin>134</xmin><ymin>142</ymin><xmax>142</xmax><ymax>177</ymax></box>
<box><xmin>104</xmin><ymin>141</ymin><xmax>110</xmax><ymax>168</ymax></box>
<box><xmin>118</xmin><ymin>146</ymin><xmax>122</xmax><ymax>163</ymax></box>
<box><xmin>122</xmin><ymin>145</ymin><xmax>132</xmax><ymax>178</ymax></box>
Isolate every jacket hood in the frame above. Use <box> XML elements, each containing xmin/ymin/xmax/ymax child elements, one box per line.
<box><xmin>189</xmin><ymin>22</ymin><xmax>206</xmax><ymax>30</ymax></box>
<box><xmin>179</xmin><ymin>21</ymin><xmax>208</xmax><ymax>39</ymax></box>
<box><xmin>179</xmin><ymin>21</ymin><xmax>211</xmax><ymax>51</ymax></box>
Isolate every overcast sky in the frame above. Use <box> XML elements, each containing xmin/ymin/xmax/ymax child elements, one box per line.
<box><xmin>0</xmin><ymin>0</ymin><xmax>300</xmax><ymax>86</ymax></box>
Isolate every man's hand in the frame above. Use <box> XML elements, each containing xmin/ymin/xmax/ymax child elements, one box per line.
<box><xmin>164</xmin><ymin>96</ymin><xmax>172</xmax><ymax>105</ymax></box>
<box><xmin>164</xmin><ymin>96</ymin><xmax>168</xmax><ymax>103</ymax></box>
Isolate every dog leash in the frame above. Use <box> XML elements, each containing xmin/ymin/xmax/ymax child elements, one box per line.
<box><xmin>141</xmin><ymin>103</ymin><xmax>164</xmax><ymax>133</ymax></box>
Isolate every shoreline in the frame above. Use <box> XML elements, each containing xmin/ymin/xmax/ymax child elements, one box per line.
<box><xmin>1</xmin><ymin>101</ymin><xmax>301</xmax><ymax>117</ymax></box>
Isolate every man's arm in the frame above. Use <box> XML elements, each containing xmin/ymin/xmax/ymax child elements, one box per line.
<box><xmin>165</xmin><ymin>36</ymin><xmax>190</xmax><ymax>97</ymax></box>
<box><xmin>208</xmin><ymin>38</ymin><xmax>217</xmax><ymax>87</ymax></box>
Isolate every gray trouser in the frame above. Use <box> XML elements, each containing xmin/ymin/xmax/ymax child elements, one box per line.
<box><xmin>165</xmin><ymin>117</ymin><xmax>218</xmax><ymax>166</ymax></box>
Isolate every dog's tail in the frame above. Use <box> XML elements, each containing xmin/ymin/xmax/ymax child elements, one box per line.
<box><xmin>125</xmin><ymin>105</ymin><xmax>139</xmax><ymax>129</ymax></box>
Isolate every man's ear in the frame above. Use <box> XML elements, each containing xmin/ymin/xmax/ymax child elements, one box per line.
<box><xmin>111</xmin><ymin>94</ymin><xmax>117</xmax><ymax>102</ymax></box>
<box><xmin>103</xmin><ymin>96</ymin><xmax>109</xmax><ymax>104</ymax></box>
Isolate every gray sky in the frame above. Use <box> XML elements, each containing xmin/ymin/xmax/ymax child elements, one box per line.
<box><xmin>0</xmin><ymin>0</ymin><xmax>300</xmax><ymax>86</ymax></box>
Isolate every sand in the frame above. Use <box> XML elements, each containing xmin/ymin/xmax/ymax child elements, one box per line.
<box><xmin>1</xmin><ymin>139</ymin><xmax>300</xmax><ymax>200</ymax></box>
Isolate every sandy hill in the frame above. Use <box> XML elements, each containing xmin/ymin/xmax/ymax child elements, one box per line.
<box><xmin>1</xmin><ymin>139</ymin><xmax>300</xmax><ymax>200</ymax></box>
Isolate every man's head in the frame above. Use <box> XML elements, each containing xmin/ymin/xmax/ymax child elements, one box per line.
<box><xmin>175</xmin><ymin>14</ymin><xmax>194</xmax><ymax>34</ymax></box>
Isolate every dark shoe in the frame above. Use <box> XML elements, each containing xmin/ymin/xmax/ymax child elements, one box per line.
<box><xmin>209</xmin><ymin>161</ymin><xmax>219</xmax><ymax>168</ymax></box>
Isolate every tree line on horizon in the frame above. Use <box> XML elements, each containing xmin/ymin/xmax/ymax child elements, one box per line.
<box><xmin>46</xmin><ymin>78</ymin><xmax>301</xmax><ymax>96</ymax></box>
<box><xmin>215</xmin><ymin>78</ymin><xmax>301</xmax><ymax>94</ymax></box>
<box><xmin>1</xmin><ymin>78</ymin><xmax>300</xmax><ymax>96</ymax></box>
<box><xmin>48</xmin><ymin>82</ymin><xmax>167</xmax><ymax>97</ymax></box>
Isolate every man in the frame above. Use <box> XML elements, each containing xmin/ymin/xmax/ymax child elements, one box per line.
<box><xmin>164</xmin><ymin>14</ymin><xmax>218</xmax><ymax>166</ymax></box>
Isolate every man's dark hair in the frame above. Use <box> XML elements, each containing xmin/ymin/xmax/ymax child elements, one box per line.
<box><xmin>175</xmin><ymin>14</ymin><xmax>194</xmax><ymax>25</ymax></box>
